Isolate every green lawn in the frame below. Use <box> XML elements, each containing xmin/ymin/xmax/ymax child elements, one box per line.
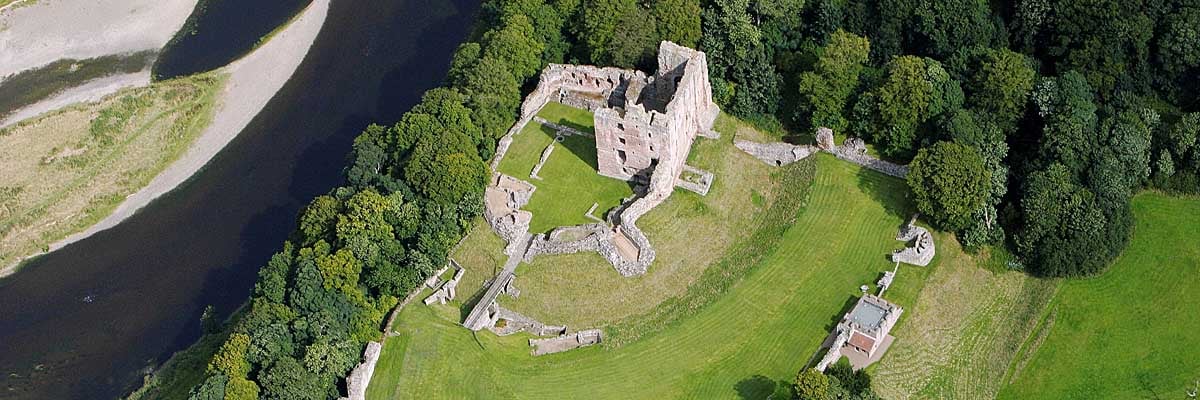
<box><xmin>368</xmin><ymin>153</ymin><xmax>935</xmax><ymax>399</ymax></box>
<box><xmin>537</xmin><ymin>101</ymin><xmax>595</xmax><ymax>133</ymax></box>
<box><xmin>998</xmin><ymin>193</ymin><xmax>1200</xmax><ymax>400</ymax></box>
<box><xmin>364</xmin><ymin>334</ymin><xmax>412</xmax><ymax>400</ymax></box>
<box><xmin>495</xmin><ymin>104</ymin><xmax>633</xmax><ymax>233</ymax></box>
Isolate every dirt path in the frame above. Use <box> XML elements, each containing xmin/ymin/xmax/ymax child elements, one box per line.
<box><xmin>1</xmin><ymin>0</ymin><xmax>331</xmax><ymax>278</ymax></box>
<box><xmin>0</xmin><ymin>0</ymin><xmax>197</xmax><ymax>79</ymax></box>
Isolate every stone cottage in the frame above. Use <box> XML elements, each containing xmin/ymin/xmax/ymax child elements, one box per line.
<box><xmin>817</xmin><ymin>293</ymin><xmax>904</xmax><ymax>371</ymax></box>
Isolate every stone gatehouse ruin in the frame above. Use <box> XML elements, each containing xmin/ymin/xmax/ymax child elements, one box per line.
<box><xmin>462</xmin><ymin>42</ymin><xmax>719</xmax><ymax>343</ymax></box>
<box><xmin>816</xmin><ymin>293</ymin><xmax>904</xmax><ymax>371</ymax></box>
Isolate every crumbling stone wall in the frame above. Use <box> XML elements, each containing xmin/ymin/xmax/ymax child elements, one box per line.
<box><xmin>422</xmin><ymin>264</ymin><xmax>465</xmax><ymax>305</ymax></box>
<box><xmin>816</xmin><ymin>128</ymin><xmax>909</xmax><ymax>178</ymax></box>
<box><xmin>892</xmin><ymin>215</ymin><xmax>935</xmax><ymax>266</ymax></box>
<box><xmin>523</xmin><ymin>223</ymin><xmax>607</xmax><ymax>261</ymax></box>
<box><xmin>734</xmin><ymin>139</ymin><xmax>819</xmax><ymax>166</ymax></box>
<box><xmin>529</xmin><ymin>329</ymin><xmax>603</xmax><ymax>355</ymax></box>
<box><xmin>490</xmin><ymin>306</ymin><xmax>568</xmax><ymax>337</ymax></box>
<box><xmin>340</xmin><ymin>341</ymin><xmax>382</xmax><ymax>400</ymax></box>
<box><xmin>483</xmin><ymin>174</ymin><xmax>535</xmax><ymax>253</ymax></box>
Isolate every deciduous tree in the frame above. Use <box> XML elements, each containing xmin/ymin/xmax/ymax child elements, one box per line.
<box><xmin>795</xmin><ymin>29</ymin><xmax>870</xmax><ymax>132</ymax></box>
<box><xmin>907</xmin><ymin>141</ymin><xmax>990</xmax><ymax>231</ymax></box>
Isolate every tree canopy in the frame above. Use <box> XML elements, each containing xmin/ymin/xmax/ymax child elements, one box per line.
<box><xmin>907</xmin><ymin>141</ymin><xmax>990</xmax><ymax>231</ymax></box>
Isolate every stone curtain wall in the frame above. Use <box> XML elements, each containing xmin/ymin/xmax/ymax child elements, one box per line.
<box><xmin>736</xmin><ymin>128</ymin><xmax>908</xmax><ymax>179</ymax></box>
<box><xmin>340</xmin><ymin>341</ymin><xmax>381</xmax><ymax>400</ymax></box>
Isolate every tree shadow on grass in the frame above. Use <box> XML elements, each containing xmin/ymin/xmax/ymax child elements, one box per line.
<box><xmin>735</xmin><ymin>375</ymin><xmax>792</xmax><ymax>399</ymax></box>
<box><xmin>854</xmin><ymin>166</ymin><xmax>913</xmax><ymax>220</ymax></box>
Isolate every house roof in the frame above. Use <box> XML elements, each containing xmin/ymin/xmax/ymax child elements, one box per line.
<box><xmin>848</xmin><ymin>298</ymin><xmax>888</xmax><ymax>331</ymax></box>
<box><xmin>848</xmin><ymin>331</ymin><xmax>876</xmax><ymax>350</ymax></box>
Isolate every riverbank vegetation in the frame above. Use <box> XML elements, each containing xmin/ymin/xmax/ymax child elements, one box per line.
<box><xmin>0</xmin><ymin>51</ymin><xmax>156</xmax><ymax>121</ymax></box>
<box><xmin>0</xmin><ymin>73</ymin><xmax>223</xmax><ymax>272</ymax></box>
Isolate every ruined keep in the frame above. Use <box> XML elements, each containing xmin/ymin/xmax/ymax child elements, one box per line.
<box><xmin>529</xmin><ymin>41</ymin><xmax>718</xmax><ymax>191</ymax></box>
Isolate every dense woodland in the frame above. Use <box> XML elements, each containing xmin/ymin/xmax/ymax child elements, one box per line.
<box><xmin>187</xmin><ymin>0</ymin><xmax>1199</xmax><ymax>398</ymax></box>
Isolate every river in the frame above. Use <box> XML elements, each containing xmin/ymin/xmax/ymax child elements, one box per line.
<box><xmin>0</xmin><ymin>0</ymin><xmax>478</xmax><ymax>398</ymax></box>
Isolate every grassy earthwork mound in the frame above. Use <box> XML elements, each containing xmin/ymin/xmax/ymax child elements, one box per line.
<box><xmin>366</xmin><ymin>113</ymin><xmax>936</xmax><ymax>398</ymax></box>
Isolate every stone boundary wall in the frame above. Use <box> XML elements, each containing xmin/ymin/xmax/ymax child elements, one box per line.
<box><xmin>816</xmin><ymin>128</ymin><xmax>908</xmax><ymax>178</ymax></box>
<box><xmin>735</xmin><ymin>128</ymin><xmax>908</xmax><ymax>178</ymax></box>
<box><xmin>529</xmin><ymin>329</ymin><xmax>603</xmax><ymax>356</ymax></box>
<box><xmin>734</xmin><ymin>139</ymin><xmax>818</xmax><ymax>166</ymax></box>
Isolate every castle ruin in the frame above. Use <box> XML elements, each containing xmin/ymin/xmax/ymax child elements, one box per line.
<box><xmin>465</xmin><ymin>42</ymin><xmax>717</xmax><ymax>335</ymax></box>
<box><xmin>487</xmin><ymin>41</ymin><xmax>719</xmax><ymax>277</ymax></box>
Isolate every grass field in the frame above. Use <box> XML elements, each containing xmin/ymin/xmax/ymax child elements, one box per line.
<box><xmin>367</xmin><ymin>149</ymin><xmax>940</xmax><ymax>399</ymax></box>
<box><xmin>871</xmin><ymin>241</ymin><xmax>1060</xmax><ymax>399</ymax></box>
<box><xmin>0</xmin><ymin>73</ymin><xmax>224</xmax><ymax>269</ymax></box>
<box><xmin>998</xmin><ymin>193</ymin><xmax>1200</xmax><ymax>400</ymax></box>
<box><xmin>495</xmin><ymin>104</ymin><xmax>633</xmax><ymax>233</ymax></box>
<box><xmin>536</xmin><ymin>101</ymin><xmax>594</xmax><ymax>133</ymax></box>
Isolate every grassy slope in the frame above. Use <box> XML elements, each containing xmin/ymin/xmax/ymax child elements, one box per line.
<box><xmin>0</xmin><ymin>73</ymin><xmax>224</xmax><ymax>269</ymax></box>
<box><xmin>495</xmin><ymin>104</ymin><xmax>633</xmax><ymax>233</ymax></box>
<box><xmin>369</xmin><ymin>153</ymin><xmax>933</xmax><ymax>399</ymax></box>
<box><xmin>999</xmin><ymin>193</ymin><xmax>1200</xmax><ymax>400</ymax></box>
<box><xmin>504</xmin><ymin>114</ymin><xmax>778</xmax><ymax>328</ymax></box>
